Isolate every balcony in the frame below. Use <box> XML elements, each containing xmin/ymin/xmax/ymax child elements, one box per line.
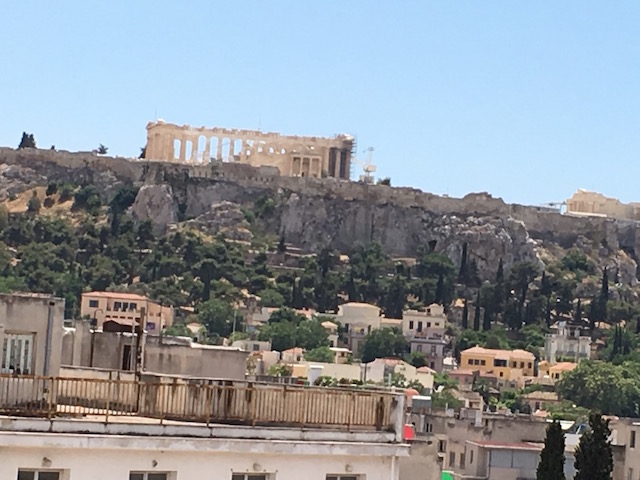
<box><xmin>0</xmin><ymin>374</ymin><xmax>403</xmax><ymax>436</ymax></box>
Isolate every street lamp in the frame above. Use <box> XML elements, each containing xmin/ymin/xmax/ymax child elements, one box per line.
<box><xmin>90</xmin><ymin>309</ymin><xmax>103</xmax><ymax>367</ymax></box>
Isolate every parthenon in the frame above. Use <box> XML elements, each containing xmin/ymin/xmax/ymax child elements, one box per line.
<box><xmin>145</xmin><ymin>120</ymin><xmax>354</xmax><ymax>179</ymax></box>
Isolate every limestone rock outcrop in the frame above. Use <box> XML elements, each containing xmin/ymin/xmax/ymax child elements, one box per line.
<box><xmin>182</xmin><ymin>201</ymin><xmax>252</xmax><ymax>242</ymax></box>
<box><xmin>129</xmin><ymin>184</ymin><xmax>178</xmax><ymax>234</ymax></box>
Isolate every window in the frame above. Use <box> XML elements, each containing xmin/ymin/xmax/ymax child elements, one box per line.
<box><xmin>89</xmin><ymin>299</ymin><xmax>99</xmax><ymax>308</ymax></box>
<box><xmin>470</xmin><ymin>449</ymin><xmax>474</xmax><ymax>464</ymax></box>
<box><xmin>129</xmin><ymin>473</ymin><xmax>170</xmax><ymax>480</ymax></box>
<box><xmin>438</xmin><ymin>440</ymin><xmax>446</xmax><ymax>452</ymax></box>
<box><xmin>417</xmin><ymin>321</ymin><xmax>423</xmax><ymax>332</ymax></box>
<box><xmin>409</xmin><ymin>321</ymin><xmax>414</xmax><ymax>330</ymax></box>
<box><xmin>232</xmin><ymin>475</ymin><xmax>268</xmax><ymax>480</ymax></box>
<box><xmin>430</xmin><ymin>346</ymin><xmax>437</xmax><ymax>355</ymax></box>
<box><xmin>480</xmin><ymin>360</ymin><xmax>486</xmax><ymax>366</ymax></box>
<box><xmin>122</xmin><ymin>302</ymin><xmax>129</xmax><ymax>311</ymax></box>
<box><xmin>17</xmin><ymin>472</ymin><xmax>61</xmax><ymax>480</ymax></box>
<box><xmin>460</xmin><ymin>452</ymin><xmax>466</xmax><ymax>469</ymax></box>
<box><xmin>253</xmin><ymin>344</ymin><xmax>260</xmax><ymax>351</ymax></box>
<box><xmin>467</xmin><ymin>359</ymin><xmax>473</xmax><ymax>365</ymax></box>
<box><xmin>427</xmin><ymin>322</ymin><xmax>431</xmax><ymax>328</ymax></box>
<box><xmin>449</xmin><ymin>451</ymin><xmax>455</xmax><ymax>467</ymax></box>
<box><xmin>114</xmin><ymin>301</ymin><xmax>122</xmax><ymax>311</ymax></box>
<box><xmin>520</xmin><ymin>362</ymin><xmax>525</xmax><ymax>368</ymax></box>
<box><xmin>628</xmin><ymin>468</ymin><xmax>634</xmax><ymax>480</ymax></box>
<box><xmin>499</xmin><ymin>372</ymin><xmax>504</xmax><ymax>377</ymax></box>
<box><xmin>631</xmin><ymin>430</ymin><xmax>636</xmax><ymax>448</ymax></box>
<box><xmin>425</xmin><ymin>422</ymin><xmax>433</xmax><ymax>433</ymax></box>
<box><xmin>417</xmin><ymin>344</ymin><xmax>423</xmax><ymax>352</ymax></box>
<box><xmin>2</xmin><ymin>333</ymin><xmax>35</xmax><ymax>374</ymax></box>
<box><xmin>528</xmin><ymin>362</ymin><xmax>532</xmax><ymax>369</ymax></box>
<box><xmin>130</xmin><ymin>302</ymin><xmax>137</xmax><ymax>311</ymax></box>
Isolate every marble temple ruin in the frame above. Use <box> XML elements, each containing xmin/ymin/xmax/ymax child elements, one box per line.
<box><xmin>145</xmin><ymin>120</ymin><xmax>354</xmax><ymax>179</ymax></box>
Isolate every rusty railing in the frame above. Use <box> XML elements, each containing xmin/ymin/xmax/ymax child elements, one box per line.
<box><xmin>0</xmin><ymin>374</ymin><xmax>398</xmax><ymax>431</ymax></box>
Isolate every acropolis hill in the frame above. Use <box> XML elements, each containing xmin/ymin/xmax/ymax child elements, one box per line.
<box><xmin>0</xmin><ymin>145</ymin><xmax>638</xmax><ymax>284</ymax></box>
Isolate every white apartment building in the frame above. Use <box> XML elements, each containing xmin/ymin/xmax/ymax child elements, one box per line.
<box><xmin>544</xmin><ymin>320</ymin><xmax>591</xmax><ymax>363</ymax></box>
<box><xmin>0</xmin><ymin>375</ymin><xmax>408</xmax><ymax>480</ymax></box>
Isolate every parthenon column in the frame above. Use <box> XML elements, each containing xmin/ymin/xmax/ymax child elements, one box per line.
<box><xmin>190</xmin><ymin>137</ymin><xmax>198</xmax><ymax>164</ymax></box>
<box><xmin>179</xmin><ymin>136</ymin><xmax>187</xmax><ymax>163</ymax></box>
<box><xmin>229</xmin><ymin>139</ymin><xmax>235</xmax><ymax>161</ymax></box>
<box><xmin>216</xmin><ymin>137</ymin><xmax>222</xmax><ymax>160</ymax></box>
<box><xmin>203</xmin><ymin>138</ymin><xmax>211</xmax><ymax>163</ymax></box>
<box><xmin>240</xmin><ymin>139</ymin><xmax>247</xmax><ymax>163</ymax></box>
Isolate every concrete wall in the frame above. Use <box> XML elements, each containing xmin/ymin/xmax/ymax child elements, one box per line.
<box><xmin>0</xmin><ymin>435</ymin><xmax>404</xmax><ymax>480</ymax></box>
<box><xmin>144</xmin><ymin>338</ymin><xmax>248</xmax><ymax>380</ymax></box>
<box><xmin>0</xmin><ymin>293</ymin><xmax>65</xmax><ymax>377</ymax></box>
<box><xmin>399</xmin><ymin>439</ymin><xmax>443</xmax><ymax>480</ymax></box>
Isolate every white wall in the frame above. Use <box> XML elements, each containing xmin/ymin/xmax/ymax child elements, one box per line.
<box><xmin>0</xmin><ymin>438</ymin><xmax>402</xmax><ymax>480</ymax></box>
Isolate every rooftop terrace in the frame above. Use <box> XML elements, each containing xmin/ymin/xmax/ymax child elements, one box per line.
<box><xmin>0</xmin><ymin>374</ymin><xmax>404</xmax><ymax>443</ymax></box>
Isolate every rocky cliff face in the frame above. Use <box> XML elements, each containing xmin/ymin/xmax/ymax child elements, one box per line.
<box><xmin>0</xmin><ymin>147</ymin><xmax>638</xmax><ymax>283</ymax></box>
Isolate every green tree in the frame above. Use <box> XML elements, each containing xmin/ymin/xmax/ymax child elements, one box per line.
<box><xmin>382</xmin><ymin>274</ymin><xmax>406</xmax><ymax>319</ymax></box>
<box><xmin>407</xmin><ymin>351</ymin><xmax>428</xmax><ymax>368</ymax></box>
<box><xmin>361</xmin><ymin>328</ymin><xmax>409</xmax><ymax>363</ymax></box>
<box><xmin>164</xmin><ymin>323</ymin><xmax>193</xmax><ymax>337</ymax></box>
<box><xmin>304</xmin><ymin>346</ymin><xmax>334</xmax><ymax>363</ymax></box>
<box><xmin>461</xmin><ymin>299</ymin><xmax>469</xmax><ymax>329</ymax></box>
<box><xmin>258</xmin><ymin>288</ymin><xmax>285</xmax><ymax>308</ymax></box>
<box><xmin>557</xmin><ymin>360</ymin><xmax>640</xmax><ymax>417</ymax></box>
<box><xmin>296</xmin><ymin>320</ymin><xmax>329</xmax><ymax>350</ymax></box>
<box><xmin>473</xmin><ymin>291</ymin><xmax>481</xmax><ymax>331</ymax></box>
<box><xmin>73</xmin><ymin>185</ymin><xmax>102</xmax><ymax>214</ymax></box>
<box><xmin>258</xmin><ymin>320</ymin><xmax>297</xmax><ymax>351</ymax></box>
<box><xmin>45</xmin><ymin>183</ymin><xmax>58</xmax><ymax>196</ymax></box>
<box><xmin>96</xmin><ymin>144</ymin><xmax>108</xmax><ymax>154</ymax></box>
<box><xmin>197</xmin><ymin>299</ymin><xmax>235</xmax><ymax>337</ymax></box>
<box><xmin>18</xmin><ymin>132</ymin><xmax>36</xmax><ymax>149</ymax></box>
<box><xmin>536</xmin><ymin>420</ymin><xmax>565</xmax><ymax>480</ymax></box>
<box><xmin>27</xmin><ymin>192</ymin><xmax>41</xmax><ymax>213</ymax></box>
<box><xmin>574</xmin><ymin>412</ymin><xmax>613</xmax><ymax>480</ymax></box>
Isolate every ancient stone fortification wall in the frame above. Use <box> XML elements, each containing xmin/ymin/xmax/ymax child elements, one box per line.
<box><xmin>0</xmin><ymin>147</ymin><xmax>633</xmax><ymax>256</ymax></box>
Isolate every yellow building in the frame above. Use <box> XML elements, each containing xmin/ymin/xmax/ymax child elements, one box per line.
<box><xmin>80</xmin><ymin>291</ymin><xmax>174</xmax><ymax>334</ymax></box>
<box><xmin>460</xmin><ymin>346</ymin><xmax>536</xmax><ymax>380</ymax></box>
<box><xmin>538</xmin><ymin>361</ymin><xmax>577</xmax><ymax>381</ymax></box>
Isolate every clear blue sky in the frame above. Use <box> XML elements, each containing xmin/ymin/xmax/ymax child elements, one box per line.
<box><xmin>1</xmin><ymin>1</ymin><xmax>639</xmax><ymax>205</ymax></box>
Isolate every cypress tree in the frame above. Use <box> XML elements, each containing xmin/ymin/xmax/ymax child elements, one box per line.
<box><xmin>600</xmin><ymin>267</ymin><xmax>609</xmax><ymax>321</ymax></box>
<box><xmin>435</xmin><ymin>272</ymin><xmax>444</xmax><ymax>304</ymax></box>
<box><xmin>573</xmin><ymin>299</ymin><xmax>583</xmax><ymax>323</ymax></box>
<box><xmin>473</xmin><ymin>291</ymin><xmax>481</xmax><ymax>331</ymax></box>
<box><xmin>536</xmin><ymin>420</ymin><xmax>565</xmax><ymax>480</ymax></box>
<box><xmin>588</xmin><ymin>295</ymin><xmax>598</xmax><ymax>330</ymax></box>
<box><xmin>482</xmin><ymin>303</ymin><xmax>491</xmax><ymax>331</ymax></box>
<box><xmin>496</xmin><ymin>258</ymin><xmax>504</xmax><ymax>283</ymax></box>
<box><xmin>574</xmin><ymin>412</ymin><xmax>613</xmax><ymax>480</ymax></box>
<box><xmin>461</xmin><ymin>299</ymin><xmax>469</xmax><ymax>329</ymax></box>
<box><xmin>458</xmin><ymin>242</ymin><xmax>468</xmax><ymax>281</ymax></box>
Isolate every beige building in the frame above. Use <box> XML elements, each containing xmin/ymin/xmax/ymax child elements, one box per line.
<box><xmin>334</xmin><ymin>302</ymin><xmax>383</xmax><ymax>355</ymax></box>
<box><xmin>402</xmin><ymin>306</ymin><xmax>448</xmax><ymax>371</ymax></box>
<box><xmin>145</xmin><ymin>120</ymin><xmax>354</xmax><ymax>179</ymax></box>
<box><xmin>61</xmin><ymin>322</ymin><xmax>248</xmax><ymax>379</ymax></box>
<box><xmin>0</xmin><ymin>293</ymin><xmax>65</xmax><ymax>377</ymax></box>
<box><xmin>80</xmin><ymin>291</ymin><xmax>174</xmax><ymax>334</ymax></box>
<box><xmin>566</xmin><ymin>189</ymin><xmax>640</xmax><ymax>220</ymax></box>
<box><xmin>460</xmin><ymin>346</ymin><xmax>536</xmax><ymax>386</ymax></box>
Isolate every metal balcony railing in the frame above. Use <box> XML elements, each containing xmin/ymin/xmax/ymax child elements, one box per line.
<box><xmin>0</xmin><ymin>374</ymin><xmax>400</xmax><ymax>432</ymax></box>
